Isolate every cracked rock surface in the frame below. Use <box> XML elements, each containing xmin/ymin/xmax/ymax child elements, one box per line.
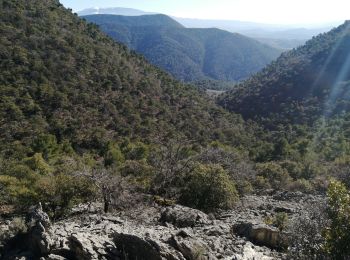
<box><xmin>0</xmin><ymin>192</ymin><xmax>323</xmax><ymax>260</ymax></box>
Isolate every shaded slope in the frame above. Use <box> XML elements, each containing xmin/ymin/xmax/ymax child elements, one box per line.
<box><xmin>83</xmin><ymin>14</ymin><xmax>282</xmax><ymax>83</ymax></box>
<box><xmin>218</xmin><ymin>21</ymin><xmax>350</xmax><ymax>126</ymax></box>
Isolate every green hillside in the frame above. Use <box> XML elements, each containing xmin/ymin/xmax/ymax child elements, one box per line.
<box><xmin>0</xmin><ymin>1</ymin><xmax>250</xmax><ymax>152</ymax></box>
<box><xmin>83</xmin><ymin>14</ymin><xmax>282</xmax><ymax>84</ymax></box>
<box><xmin>0</xmin><ymin>0</ymin><xmax>267</xmax><ymax>215</ymax></box>
<box><xmin>218</xmin><ymin>21</ymin><xmax>350</xmax><ymax>126</ymax></box>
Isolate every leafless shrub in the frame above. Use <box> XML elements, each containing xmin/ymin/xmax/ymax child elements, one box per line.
<box><xmin>286</xmin><ymin>200</ymin><xmax>330</xmax><ymax>260</ymax></box>
<box><xmin>149</xmin><ymin>136</ymin><xmax>195</xmax><ymax>199</ymax></box>
<box><xmin>73</xmin><ymin>168</ymin><xmax>133</xmax><ymax>213</ymax></box>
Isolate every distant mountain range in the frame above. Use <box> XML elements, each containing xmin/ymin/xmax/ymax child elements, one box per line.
<box><xmin>218</xmin><ymin>21</ymin><xmax>350</xmax><ymax>126</ymax></box>
<box><xmin>83</xmin><ymin>14</ymin><xmax>282</xmax><ymax>83</ymax></box>
<box><xmin>175</xmin><ymin>17</ymin><xmax>336</xmax><ymax>40</ymax></box>
<box><xmin>78</xmin><ymin>7</ymin><xmax>340</xmax><ymax>50</ymax></box>
<box><xmin>77</xmin><ymin>7</ymin><xmax>157</xmax><ymax>16</ymax></box>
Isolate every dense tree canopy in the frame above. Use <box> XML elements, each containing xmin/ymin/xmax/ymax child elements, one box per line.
<box><xmin>218</xmin><ymin>21</ymin><xmax>350</xmax><ymax>126</ymax></box>
<box><xmin>83</xmin><ymin>14</ymin><xmax>281</xmax><ymax>85</ymax></box>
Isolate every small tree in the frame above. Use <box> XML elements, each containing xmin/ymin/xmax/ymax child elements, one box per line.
<box><xmin>274</xmin><ymin>212</ymin><xmax>289</xmax><ymax>232</ymax></box>
<box><xmin>179</xmin><ymin>163</ymin><xmax>239</xmax><ymax>212</ymax></box>
<box><xmin>149</xmin><ymin>136</ymin><xmax>195</xmax><ymax>199</ymax></box>
<box><xmin>287</xmin><ymin>201</ymin><xmax>329</xmax><ymax>260</ymax></box>
<box><xmin>73</xmin><ymin>168</ymin><xmax>125</xmax><ymax>213</ymax></box>
<box><xmin>195</xmin><ymin>145</ymin><xmax>255</xmax><ymax>195</ymax></box>
<box><xmin>323</xmin><ymin>180</ymin><xmax>350</xmax><ymax>258</ymax></box>
<box><xmin>255</xmin><ymin>162</ymin><xmax>292</xmax><ymax>190</ymax></box>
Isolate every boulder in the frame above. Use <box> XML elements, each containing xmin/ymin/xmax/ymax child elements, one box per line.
<box><xmin>232</xmin><ymin>222</ymin><xmax>285</xmax><ymax>249</ymax></box>
<box><xmin>113</xmin><ymin>233</ymin><xmax>185</xmax><ymax>260</ymax></box>
<box><xmin>46</xmin><ymin>254</ymin><xmax>69</xmax><ymax>260</ymax></box>
<box><xmin>67</xmin><ymin>234</ymin><xmax>101</xmax><ymax>260</ymax></box>
<box><xmin>25</xmin><ymin>203</ymin><xmax>51</xmax><ymax>229</ymax></box>
<box><xmin>114</xmin><ymin>233</ymin><xmax>162</xmax><ymax>260</ymax></box>
<box><xmin>160</xmin><ymin>205</ymin><xmax>210</xmax><ymax>228</ymax></box>
<box><xmin>1</xmin><ymin>204</ymin><xmax>53</xmax><ymax>259</ymax></box>
<box><xmin>170</xmin><ymin>230</ymin><xmax>217</xmax><ymax>260</ymax></box>
<box><xmin>274</xmin><ymin>206</ymin><xmax>294</xmax><ymax>214</ymax></box>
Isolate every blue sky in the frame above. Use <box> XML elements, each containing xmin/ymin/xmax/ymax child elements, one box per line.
<box><xmin>59</xmin><ymin>0</ymin><xmax>349</xmax><ymax>25</ymax></box>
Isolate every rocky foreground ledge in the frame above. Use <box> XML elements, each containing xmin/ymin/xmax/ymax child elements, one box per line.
<box><xmin>0</xmin><ymin>192</ymin><xmax>322</xmax><ymax>260</ymax></box>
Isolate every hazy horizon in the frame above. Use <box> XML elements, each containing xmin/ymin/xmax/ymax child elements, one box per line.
<box><xmin>59</xmin><ymin>0</ymin><xmax>348</xmax><ymax>26</ymax></box>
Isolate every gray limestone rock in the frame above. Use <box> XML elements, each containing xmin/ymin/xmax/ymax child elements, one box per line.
<box><xmin>170</xmin><ymin>230</ymin><xmax>217</xmax><ymax>260</ymax></box>
<box><xmin>160</xmin><ymin>205</ymin><xmax>210</xmax><ymax>228</ymax></box>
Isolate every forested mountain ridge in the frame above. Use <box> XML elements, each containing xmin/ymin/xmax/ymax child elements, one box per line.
<box><xmin>83</xmin><ymin>14</ymin><xmax>282</xmax><ymax>83</ymax></box>
<box><xmin>0</xmin><ymin>0</ymin><xmax>254</xmax><ymax>153</ymax></box>
<box><xmin>78</xmin><ymin>8</ymin><xmax>336</xmax><ymax>50</ymax></box>
<box><xmin>218</xmin><ymin>21</ymin><xmax>350</xmax><ymax>126</ymax></box>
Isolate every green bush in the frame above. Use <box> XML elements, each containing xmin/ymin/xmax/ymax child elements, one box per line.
<box><xmin>323</xmin><ymin>180</ymin><xmax>350</xmax><ymax>258</ymax></box>
<box><xmin>274</xmin><ymin>212</ymin><xmax>289</xmax><ymax>232</ymax></box>
<box><xmin>31</xmin><ymin>134</ymin><xmax>59</xmax><ymax>160</ymax></box>
<box><xmin>33</xmin><ymin>173</ymin><xmax>96</xmax><ymax>219</ymax></box>
<box><xmin>264</xmin><ymin>212</ymin><xmax>289</xmax><ymax>232</ymax></box>
<box><xmin>123</xmin><ymin>141</ymin><xmax>149</xmax><ymax>161</ymax></box>
<box><xmin>255</xmin><ymin>162</ymin><xmax>292</xmax><ymax>190</ymax></box>
<box><xmin>104</xmin><ymin>143</ymin><xmax>125</xmax><ymax>166</ymax></box>
<box><xmin>180</xmin><ymin>163</ymin><xmax>238</xmax><ymax>212</ymax></box>
<box><xmin>23</xmin><ymin>153</ymin><xmax>52</xmax><ymax>175</ymax></box>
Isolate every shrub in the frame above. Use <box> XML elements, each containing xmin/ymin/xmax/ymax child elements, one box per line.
<box><xmin>323</xmin><ymin>180</ymin><xmax>350</xmax><ymax>258</ymax></box>
<box><xmin>0</xmin><ymin>175</ymin><xmax>35</xmax><ymax>206</ymax></box>
<box><xmin>123</xmin><ymin>141</ymin><xmax>149</xmax><ymax>161</ymax></box>
<box><xmin>104</xmin><ymin>143</ymin><xmax>125</xmax><ymax>166</ymax></box>
<box><xmin>253</xmin><ymin>175</ymin><xmax>271</xmax><ymax>190</ymax></box>
<box><xmin>23</xmin><ymin>153</ymin><xmax>52</xmax><ymax>175</ymax></box>
<box><xmin>255</xmin><ymin>162</ymin><xmax>292</xmax><ymax>190</ymax></box>
<box><xmin>274</xmin><ymin>212</ymin><xmax>289</xmax><ymax>232</ymax></box>
<box><xmin>33</xmin><ymin>173</ymin><xmax>96</xmax><ymax>219</ymax></box>
<box><xmin>179</xmin><ymin>163</ymin><xmax>238</xmax><ymax>212</ymax></box>
<box><xmin>264</xmin><ymin>212</ymin><xmax>289</xmax><ymax>232</ymax></box>
<box><xmin>287</xmin><ymin>201</ymin><xmax>328</xmax><ymax>259</ymax></box>
<box><xmin>120</xmin><ymin>160</ymin><xmax>154</xmax><ymax>191</ymax></box>
<box><xmin>31</xmin><ymin>134</ymin><xmax>59</xmax><ymax>160</ymax></box>
<box><xmin>288</xmin><ymin>178</ymin><xmax>313</xmax><ymax>193</ymax></box>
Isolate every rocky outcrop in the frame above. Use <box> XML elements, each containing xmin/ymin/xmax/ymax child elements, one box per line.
<box><xmin>114</xmin><ymin>233</ymin><xmax>164</xmax><ymax>260</ymax></box>
<box><xmin>114</xmin><ymin>232</ymin><xmax>190</xmax><ymax>260</ymax></box>
<box><xmin>1</xmin><ymin>203</ymin><xmax>53</xmax><ymax>259</ymax></box>
<box><xmin>3</xmin><ymin>193</ymin><xmax>322</xmax><ymax>260</ymax></box>
<box><xmin>160</xmin><ymin>205</ymin><xmax>210</xmax><ymax>228</ymax></box>
<box><xmin>170</xmin><ymin>230</ymin><xmax>216</xmax><ymax>260</ymax></box>
<box><xmin>232</xmin><ymin>222</ymin><xmax>283</xmax><ymax>249</ymax></box>
<box><xmin>25</xmin><ymin>203</ymin><xmax>53</xmax><ymax>255</ymax></box>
